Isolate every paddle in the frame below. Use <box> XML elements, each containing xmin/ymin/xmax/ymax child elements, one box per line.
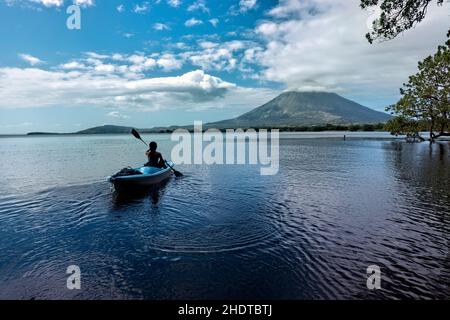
<box><xmin>164</xmin><ymin>160</ymin><xmax>183</xmax><ymax>177</ymax></box>
<box><xmin>131</xmin><ymin>128</ymin><xmax>148</xmax><ymax>146</ymax></box>
<box><xmin>130</xmin><ymin>128</ymin><xmax>183</xmax><ymax>177</ymax></box>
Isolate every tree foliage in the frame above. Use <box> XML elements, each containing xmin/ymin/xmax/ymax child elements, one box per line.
<box><xmin>385</xmin><ymin>30</ymin><xmax>450</xmax><ymax>141</ymax></box>
<box><xmin>361</xmin><ymin>0</ymin><xmax>446</xmax><ymax>43</ymax></box>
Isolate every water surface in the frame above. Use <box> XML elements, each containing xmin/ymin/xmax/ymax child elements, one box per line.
<box><xmin>0</xmin><ymin>133</ymin><xmax>449</xmax><ymax>299</ymax></box>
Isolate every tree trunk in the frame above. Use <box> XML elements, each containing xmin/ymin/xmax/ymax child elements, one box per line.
<box><xmin>429</xmin><ymin>118</ymin><xmax>435</xmax><ymax>143</ymax></box>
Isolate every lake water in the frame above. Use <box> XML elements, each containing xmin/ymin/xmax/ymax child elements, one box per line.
<box><xmin>0</xmin><ymin>132</ymin><xmax>449</xmax><ymax>299</ymax></box>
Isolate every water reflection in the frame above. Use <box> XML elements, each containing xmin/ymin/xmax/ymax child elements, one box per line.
<box><xmin>380</xmin><ymin>141</ymin><xmax>450</xmax><ymax>298</ymax></box>
<box><xmin>111</xmin><ymin>178</ymin><xmax>171</xmax><ymax>208</ymax></box>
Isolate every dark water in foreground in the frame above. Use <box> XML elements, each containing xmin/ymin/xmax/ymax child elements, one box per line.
<box><xmin>0</xmin><ymin>133</ymin><xmax>449</xmax><ymax>299</ymax></box>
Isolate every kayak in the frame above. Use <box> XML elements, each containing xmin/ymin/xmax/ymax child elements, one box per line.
<box><xmin>108</xmin><ymin>161</ymin><xmax>174</xmax><ymax>193</ymax></box>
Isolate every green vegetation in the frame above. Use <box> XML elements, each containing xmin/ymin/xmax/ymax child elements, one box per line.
<box><xmin>222</xmin><ymin>123</ymin><xmax>386</xmax><ymax>133</ymax></box>
<box><xmin>27</xmin><ymin>132</ymin><xmax>61</xmax><ymax>136</ymax></box>
<box><xmin>385</xmin><ymin>30</ymin><xmax>450</xmax><ymax>142</ymax></box>
<box><xmin>169</xmin><ymin>123</ymin><xmax>386</xmax><ymax>133</ymax></box>
<box><xmin>361</xmin><ymin>0</ymin><xmax>446</xmax><ymax>43</ymax></box>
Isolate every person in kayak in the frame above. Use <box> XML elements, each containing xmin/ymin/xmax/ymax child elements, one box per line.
<box><xmin>145</xmin><ymin>141</ymin><xmax>166</xmax><ymax>168</ymax></box>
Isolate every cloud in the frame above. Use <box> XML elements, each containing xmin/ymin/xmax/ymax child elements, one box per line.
<box><xmin>0</xmin><ymin>65</ymin><xmax>242</xmax><ymax>111</ymax></box>
<box><xmin>182</xmin><ymin>40</ymin><xmax>257</xmax><ymax>72</ymax></box>
<box><xmin>209</xmin><ymin>18</ymin><xmax>219</xmax><ymax>27</ymax></box>
<box><xmin>60</xmin><ymin>61</ymin><xmax>88</xmax><ymax>69</ymax></box>
<box><xmin>198</xmin><ymin>41</ymin><xmax>218</xmax><ymax>49</ymax></box>
<box><xmin>116</xmin><ymin>4</ymin><xmax>124</xmax><ymax>12</ymax></box>
<box><xmin>239</xmin><ymin>0</ymin><xmax>257</xmax><ymax>13</ymax></box>
<box><xmin>156</xmin><ymin>53</ymin><xmax>183</xmax><ymax>71</ymax></box>
<box><xmin>85</xmin><ymin>52</ymin><xmax>109</xmax><ymax>59</ymax></box>
<box><xmin>170</xmin><ymin>42</ymin><xmax>191</xmax><ymax>50</ymax></box>
<box><xmin>107</xmin><ymin>111</ymin><xmax>129</xmax><ymax>119</ymax></box>
<box><xmin>185</xmin><ymin>17</ymin><xmax>203</xmax><ymax>27</ymax></box>
<box><xmin>254</xmin><ymin>0</ymin><xmax>449</xmax><ymax>102</ymax></box>
<box><xmin>153</xmin><ymin>23</ymin><xmax>170</xmax><ymax>31</ymax></box>
<box><xmin>18</xmin><ymin>53</ymin><xmax>44</xmax><ymax>66</ymax></box>
<box><xmin>94</xmin><ymin>63</ymin><xmax>115</xmax><ymax>73</ymax></box>
<box><xmin>73</xmin><ymin>0</ymin><xmax>94</xmax><ymax>6</ymax></box>
<box><xmin>59</xmin><ymin>51</ymin><xmax>181</xmax><ymax>75</ymax></box>
<box><xmin>121</xmin><ymin>32</ymin><xmax>135</xmax><ymax>38</ymax></box>
<box><xmin>187</xmin><ymin>0</ymin><xmax>209</xmax><ymax>14</ymax></box>
<box><xmin>133</xmin><ymin>1</ymin><xmax>150</xmax><ymax>14</ymax></box>
<box><xmin>167</xmin><ymin>0</ymin><xmax>181</xmax><ymax>8</ymax></box>
<box><xmin>28</xmin><ymin>0</ymin><xmax>64</xmax><ymax>6</ymax></box>
<box><xmin>228</xmin><ymin>0</ymin><xmax>257</xmax><ymax>15</ymax></box>
<box><xmin>18</xmin><ymin>0</ymin><xmax>95</xmax><ymax>7</ymax></box>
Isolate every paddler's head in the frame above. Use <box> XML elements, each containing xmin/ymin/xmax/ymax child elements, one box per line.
<box><xmin>149</xmin><ymin>141</ymin><xmax>157</xmax><ymax>151</ymax></box>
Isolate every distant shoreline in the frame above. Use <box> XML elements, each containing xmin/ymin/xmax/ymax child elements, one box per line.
<box><xmin>17</xmin><ymin>123</ymin><xmax>387</xmax><ymax>136</ymax></box>
<box><xmin>1</xmin><ymin>130</ymin><xmax>394</xmax><ymax>139</ymax></box>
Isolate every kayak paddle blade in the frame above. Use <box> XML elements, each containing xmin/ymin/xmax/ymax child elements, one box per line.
<box><xmin>131</xmin><ymin>128</ymin><xmax>141</xmax><ymax>140</ymax></box>
<box><xmin>131</xmin><ymin>128</ymin><xmax>147</xmax><ymax>146</ymax></box>
<box><xmin>173</xmin><ymin>170</ymin><xmax>183</xmax><ymax>177</ymax></box>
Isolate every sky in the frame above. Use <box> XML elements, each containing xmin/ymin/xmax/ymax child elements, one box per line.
<box><xmin>0</xmin><ymin>0</ymin><xmax>448</xmax><ymax>134</ymax></box>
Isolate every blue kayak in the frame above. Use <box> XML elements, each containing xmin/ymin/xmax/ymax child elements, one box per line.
<box><xmin>108</xmin><ymin>161</ymin><xmax>174</xmax><ymax>192</ymax></box>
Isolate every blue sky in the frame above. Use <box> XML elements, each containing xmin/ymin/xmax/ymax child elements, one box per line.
<box><xmin>0</xmin><ymin>0</ymin><xmax>448</xmax><ymax>133</ymax></box>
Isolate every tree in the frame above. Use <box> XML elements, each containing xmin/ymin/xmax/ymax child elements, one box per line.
<box><xmin>361</xmin><ymin>0</ymin><xmax>446</xmax><ymax>43</ymax></box>
<box><xmin>385</xmin><ymin>30</ymin><xmax>450</xmax><ymax>141</ymax></box>
<box><xmin>384</xmin><ymin>116</ymin><xmax>426</xmax><ymax>141</ymax></box>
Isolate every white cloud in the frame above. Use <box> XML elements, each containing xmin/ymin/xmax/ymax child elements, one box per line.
<box><xmin>0</xmin><ymin>67</ymin><xmax>242</xmax><ymax>111</ymax></box>
<box><xmin>85</xmin><ymin>52</ymin><xmax>109</xmax><ymax>59</ymax></box>
<box><xmin>228</xmin><ymin>0</ymin><xmax>257</xmax><ymax>16</ymax></box>
<box><xmin>153</xmin><ymin>23</ymin><xmax>170</xmax><ymax>31</ymax></box>
<box><xmin>107</xmin><ymin>111</ymin><xmax>129</xmax><ymax>119</ymax></box>
<box><xmin>127</xmin><ymin>54</ymin><xmax>146</xmax><ymax>65</ymax></box>
<box><xmin>170</xmin><ymin>42</ymin><xmax>191</xmax><ymax>50</ymax></box>
<box><xmin>29</xmin><ymin>0</ymin><xmax>64</xmax><ymax>6</ymax></box>
<box><xmin>94</xmin><ymin>63</ymin><xmax>116</xmax><ymax>73</ymax></box>
<box><xmin>209</xmin><ymin>18</ymin><xmax>219</xmax><ymax>27</ymax></box>
<box><xmin>254</xmin><ymin>0</ymin><xmax>450</xmax><ymax>102</ymax></box>
<box><xmin>23</xmin><ymin>0</ymin><xmax>94</xmax><ymax>7</ymax></box>
<box><xmin>185</xmin><ymin>17</ymin><xmax>203</xmax><ymax>27</ymax></box>
<box><xmin>239</xmin><ymin>0</ymin><xmax>257</xmax><ymax>13</ymax></box>
<box><xmin>130</xmin><ymin>58</ymin><xmax>157</xmax><ymax>73</ymax></box>
<box><xmin>116</xmin><ymin>4</ymin><xmax>124</xmax><ymax>12</ymax></box>
<box><xmin>167</xmin><ymin>0</ymin><xmax>181</xmax><ymax>8</ymax></box>
<box><xmin>57</xmin><ymin>52</ymin><xmax>181</xmax><ymax>76</ymax></box>
<box><xmin>73</xmin><ymin>0</ymin><xmax>94</xmax><ymax>6</ymax></box>
<box><xmin>133</xmin><ymin>1</ymin><xmax>150</xmax><ymax>13</ymax></box>
<box><xmin>60</xmin><ymin>61</ymin><xmax>87</xmax><ymax>69</ymax></box>
<box><xmin>2</xmin><ymin>50</ymin><xmax>280</xmax><ymax>115</ymax></box>
<box><xmin>267</xmin><ymin>0</ymin><xmax>303</xmax><ymax>18</ymax></box>
<box><xmin>183</xmin><ymin>40</ymin><xmax>255</xmax><ymax>72</ymax></box>
<box><xmin>188</xmin><ymin>0</ymin><xmax>209</xmax><ymax>14</ymax></box>
<box><xmin>18</xmin><ymin>53</ymin><xmax>44</xmax><ymax>66</ymax></box>
<box><xmin>156</xmin><ymin>53</ymin><xmax>183</xmax><ymax>71</ymax></box>
<box><xmin>198</xmin><ymin>41</ymin><xmax>218</xmax><ymax>49</ymax></box>
<box><xmin>111</xmin><ymin>53</ymin><xmax>125</xmax><ymax>61</ymax></box>
<box><xmin>143</xmin><ymin>58</ymin><xmax>157</xmax><ymax>68</ymax></box>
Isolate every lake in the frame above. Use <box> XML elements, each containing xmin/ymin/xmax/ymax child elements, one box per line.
<box><xmin>0</xmin><ymin>132</ymin><xmax>449</xmax><ymax>299</ymax></box>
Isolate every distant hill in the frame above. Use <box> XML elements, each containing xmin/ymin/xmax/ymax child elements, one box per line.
<box><xmin>27</xmin><ymin>132</ymin><xmax>61</xmax><ymax>136</ymax></box>
<box><xmin>76</xmin><ymin>125</ymin><xmax>135</xmax><ymax>134</ymax></box>
<box><xmin>75</xmin><ymin>125</ymin><xmax>178</xmax><ymax>134</ymax></box>
<box><xmin>208</xmin><ymin>91</ymin><xmax>391</xmax><ymax>128</ymax></box>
